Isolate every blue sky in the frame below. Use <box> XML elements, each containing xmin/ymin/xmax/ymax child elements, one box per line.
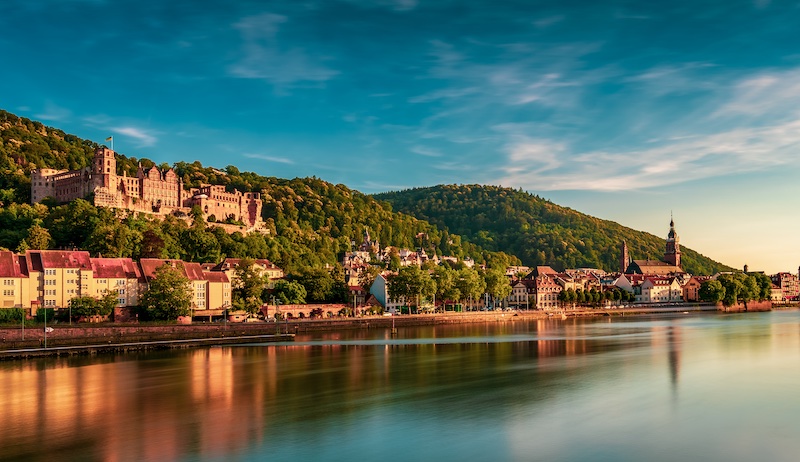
<box><xmin>3</xmin><ymin>0</ymin><xmax>800</xmax><ymax>273</ymax></box>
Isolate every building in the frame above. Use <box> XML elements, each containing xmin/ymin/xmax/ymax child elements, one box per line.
<box><xmin>211</xmin><ymin>258</ymin><xmax>285</xmax><ymax>289</ymax></box>
<box><xmin>31</xmin><ymin>147</ymin><xmax>264</xmax><ymax>229</ymax></box>
<box><xmin>626</xmin><ymin>217</ymin><xmax>684</xmax><ymax>275</ymax></box>
<box><xmin>770</xmin><ymin>272</ymin><xmax>799</xmax><ymax>301</ymax></box>
<box><xmin>640</xmin><ymin>277</ymin><xmax>682</xmax><ymax>303</ymax></box>
<box><xmin>0</xmin><ymin>250</ymin><xmax>235</xmax><ymax>319</ymax></box>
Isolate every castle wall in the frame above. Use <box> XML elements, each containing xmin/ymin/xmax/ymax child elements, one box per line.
<box><xmin>31</xmin><ymin>147</ymin><xmax>264</xmax><ymax>233</ymax></box>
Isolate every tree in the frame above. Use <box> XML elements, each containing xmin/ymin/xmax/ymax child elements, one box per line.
<box><xmin>432</xmin><ymin>265</ymin><xmax>460</xmax><ymax>308</ymax></box>
<box><xmin>68</xmin><ymin>291</ymin><xmax>117</xmax><ymax>320</ymax></box>
<box><xmin>140</xmin><ymin>263</ymin><xmax>192</xmax><ymax>320</ymax></box>
<box><xmin>484</xmin><ymin>268</ymin><xmax>512</xmax><ymax>308</ymax></box>
<box><xmin>388</xmin><ymin>265</ymin><xmax>435</xmax><ymax>310</ymax></box>
<box><xmin>272</xmin><ymin>280</ymin><xmax>307</xmax><ymax>304</ymax></box>
<box><xmin>24</xmin><ymin>224</ymin><xmax>52</xmax><ymax>250</ymax></box>
<box><xmin>358</xmin><ymin>265</ymin><xmax>382</xmax><ymax>292</ymax></box>
<box><xmin>455</xmin><ymin>267</ymin><xmax>485</xmax><ymax>309</ymax></box>
<box><xmin>297</xmin><ymin>267</ymin><xmax>335</xmax><ymax>303</ymax></box>
<box><xmin>232</xmin><ymin>257</ymin><xmax>266</xmax><ymax>314</ymax></box>
<box><xmin>718</xmin><ymin>274</ymin><xmax>743</xmax><ymax>306</ymax></box>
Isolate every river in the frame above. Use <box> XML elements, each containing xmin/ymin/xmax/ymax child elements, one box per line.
<box><xmin>2</xmin><ymin>310</ymin><xmax>800</xmax><ymax>461</ymax></box>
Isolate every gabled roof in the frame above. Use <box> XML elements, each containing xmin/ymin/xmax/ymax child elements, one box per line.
<box><xmin>27</xmin><ymin>250</ymin><xmax>92</xmax><ymax>270</ymax></box>
<box><xmin>91</xmin><ymin>258</ymin><xmax>141</xmax><ymax>279</ymax></box>
<box><xmin>203</xmin><ymin>271</ymin><xmax>229</xmax><ymax>283</ymax></box>
<box><xmin>0</xmin><ymin>251</ymin><xmax>24</xmax><ymax>278</ymax></box>
<box><xmin>139</xmin><ymin>259</ymin><xmax>205</xmax><ymax>282</ymax></box>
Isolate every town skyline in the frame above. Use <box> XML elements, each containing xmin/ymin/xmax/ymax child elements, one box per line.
<box><xmin>2</xmin><ymin>1</ymin><xmax>799</xmax><ymax>273</ymax></box>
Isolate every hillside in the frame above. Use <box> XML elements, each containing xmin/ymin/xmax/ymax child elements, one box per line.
<box><xmin>374</xmin><ymin>185</ymin><xmax>734</xmax><ymax>275</ymax></box>
<box><xmin>0</xmin><ymin>110</ymin><xmax>515</xmax><ymax>276</ymax></box>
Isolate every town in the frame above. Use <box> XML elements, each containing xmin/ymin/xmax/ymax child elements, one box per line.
<box><xmin>4</xmin><ymin>147</ymin><xmax>792</xmax><ymax>323</ymax></box>
<box><xmin>2</xmin><ymin>158</ymin><xmax>796</xmax><ymax>322</ymax></box>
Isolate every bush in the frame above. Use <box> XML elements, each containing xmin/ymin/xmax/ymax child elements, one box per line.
<box><xmin>0</xmin><ymin>308</ymin><xmax>25</xmax><ymax>324</ymax></box>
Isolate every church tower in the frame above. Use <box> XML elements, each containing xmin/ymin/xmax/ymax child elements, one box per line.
<box><xmin>664</xmin><ymin>215</ymin><xmax>681</xmax><ymax>268</ymax></box>
<box><xmin>620</xmin><ymin>240</ymin><xmax>629</xmax><ymax>274</ymax></box>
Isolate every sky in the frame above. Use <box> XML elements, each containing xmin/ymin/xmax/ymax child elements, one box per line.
<box><xmin>2</xmin><ymin>0</ymin><xmax>799</xmax><ymax>273</ymax></box>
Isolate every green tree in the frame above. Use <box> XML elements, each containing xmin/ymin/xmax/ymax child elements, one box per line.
<box><xmin>432</xmin><ymin>265</ymin><xmax>460</xmax><ymax>307</ymax></box>
<box><xmin>232</xmin><ymin>257</ymin><xmax>266</xmax><ymax>314</ymax></box>
<box><xmin>24</xmin><ymin>224</ymin><xmax>52</xmax><ymax>250</ymax></box>
<box><xmin>455</xmin><ymin>267</ymin><xmax>485</xmax><ymax>309</ymax></box>
<box><xmin>272</xmin><ymin>280</ymin><xmax>307</xmax><ymax>304</ymax></box>
<box><xmin>358</xmin><ymin>265</ymin><xmax>382</xmax><ymax>292</ymax></box>
<box><xmin>697</xmin><ymin>279</ymin><xmax>725</xmax><ymax>303</ymax></box>
<box><xmin>296</xmin><ymin>267</ymin><xmax>334</xmax><ymax>302</ymax></box>
<box><xmin>140</xmin><ymin>263</ymin><xmax>192</xmax><ymax>320</ymax></box>
<box><xmin>68</xmin><ymin>291</ymin><xmax>117</xmax><ymax>320</ymax></box>
<box><xmin>484</xmin><ymin>268</ymin><xmax>512</xmax><ymax>308</ymax></box>
<box><xmin>388</xmin><ymin>265</ymin><xmax>435</xmax><ymax>310</ymax></box>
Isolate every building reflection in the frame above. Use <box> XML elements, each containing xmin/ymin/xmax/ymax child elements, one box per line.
<box><xmin>4</xmin><ymin>317</ymin><xmax>764</xmax><ymax>460</ymax></box>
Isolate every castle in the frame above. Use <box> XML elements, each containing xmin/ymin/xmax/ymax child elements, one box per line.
<box><xmin>31</xmin><ymin>147</ymin><xmax>263</xmax><ymax>229</ymax></box>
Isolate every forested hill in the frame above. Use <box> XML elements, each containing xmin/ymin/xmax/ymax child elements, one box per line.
<box><xmin>0</xmin><ymin>109</ymin><xmax>517</xmax><ymax>275</ymax></box>
<box><xmin>374</xmin><ymin>185</ymin><xmax>734</xmax><ymax>275</ymax></box>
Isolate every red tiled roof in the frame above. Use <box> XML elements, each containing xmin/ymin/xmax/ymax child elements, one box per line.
<box><xmin>182</xmin><ymin>262</ymin><xmax>206</xmax><ymax>281</ymax></box>
<box><xmin>203</xmin><ymin>271</ymin><xmax>229</xmax><ymax>283</ymax></box>
<box><xmin>139</xmin><ymin>259</ymin><xmax>205</xmax><ymax>281</ymax></box>
<box><xmin>0</xmin><ymin>251</ymin><xmax>23</xmax><ymax>278</ymax></box>
<box><xmin>91</xmin><ymin>258</ymin><xmax>141</xmax><ymax>279</ymax></box>
<box><xmin>28</xmin><ymin>250</ymin><xmax>92</xmax><ymax>270</ymax></box>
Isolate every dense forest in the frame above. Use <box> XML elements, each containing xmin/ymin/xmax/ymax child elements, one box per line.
<box><xmin>374</xmin><ymin>185</ymin><xmax>734</xmax><ymax>275</ymax></box>
<box><xmin>0</xmin><ymin>110</ymin><xmax>516</xmax><ymax>279</ymax></box>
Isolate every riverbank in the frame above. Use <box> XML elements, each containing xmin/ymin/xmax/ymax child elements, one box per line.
<box><xmin>0</xmin><ymin>303</ymin><xmax>771</xmax><ymax>360</ymax></box>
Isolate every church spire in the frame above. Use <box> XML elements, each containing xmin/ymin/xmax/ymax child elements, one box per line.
<box><xmin>665</xmin><ymin>214</ymin><xmax>681</xmax><ymax>268</ymax></box>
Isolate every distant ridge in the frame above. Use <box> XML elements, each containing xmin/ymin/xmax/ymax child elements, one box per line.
<box><xmin>374</xmin><ymin>184</ymin><xmax>734</xmax><ymax>275</ymax></box>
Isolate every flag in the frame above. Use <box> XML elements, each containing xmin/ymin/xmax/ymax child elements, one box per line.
<box><xmin>105</xmin><ymin>136</ymin><xmax>113</xmax><ymax>141</ymax></box>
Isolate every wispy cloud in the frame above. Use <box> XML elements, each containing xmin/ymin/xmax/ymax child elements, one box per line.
<box><xmin>228</xmin><ymin>13</ymin><xmax>339</xmax><ymax>87</ymax></box>
<box><xmin>713</xmin><ymin>68</ymin><xmax>800</xmax><ymax>119</ymax></box>
<box><xmin>243</xmin><ymin>152</ymin><xmax>294</xmax><ymax>164</ymax></box>
<box><xmin>496</xmin><ymin>118</ymin><xmax>800</xmax><ymax>191</ymax></box>
<box><xmin>533</xmin><ymin>15</ymin><xmax>565</xmax><ymax>28</ymax></box>
<box><xmin>112</xmin><ymin>126</ymin><xmax>158</xmax><ymax>147</ymax></box>
<box><xmin>35</xmin><ymin>101</ymin><xmax>72</xmax><ymax>121</ymax></box>
<box><xmin>410</xmin><ymin>145</ymin><xmax>442</xmax><ymax>157</ymax></box>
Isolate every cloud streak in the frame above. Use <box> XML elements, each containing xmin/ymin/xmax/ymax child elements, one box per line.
<box><xmin>112</xmin><ymin>126</ymin><xmax>158</xmax><ymax>147</ymax></box>
<box><xmin>243</xmin><ymin>153</ymin><xmax>294</xmax><ymax>164</ymax></box>
<box><xmin>228</xmin><ymin>13</ymin><xmax>339</xmax><ymax>87</ymax></box>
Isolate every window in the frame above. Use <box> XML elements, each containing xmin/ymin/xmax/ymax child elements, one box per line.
<box><xmin>45</xmin><ymin>279</ymin><xmax>56</xmax><ymax>286</ymax></box>
<box><xmin>118</xmin><ymin>298</ymin><xmax>126</xmax><ymax>305</ymax></box>
<box><xmin>4</xmin><ymin>279</ymin><xmax>13</xmax><ymax>286</ymax></box>
<box><xmin>3</xmin><ymin>290</ymin><xmax>14</xmax><ymax>296</ymax></box>
<box><xmin>117</xmin><ymin>280</ymin><xmax>125</xmax><ymax>286</ymax></box>
<box><xmin>45</xmin><ymin>300</ymin><xmax>56</xmax><ymax>306</ymax></box>
<box><xmin>45</xmin><ymin>269</ymin><xmax>56</xmax><ymax>276</ymax></box>
<box><xmin>119</xmin><ymin>289</ymin><xmax>125</xmax><ymax>295</ymax></box>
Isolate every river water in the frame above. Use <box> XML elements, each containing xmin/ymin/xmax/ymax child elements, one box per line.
<box><xmin>2</xmin><ymin>310</ymin><xmax>800</xmax><ymax>461</ymax></box>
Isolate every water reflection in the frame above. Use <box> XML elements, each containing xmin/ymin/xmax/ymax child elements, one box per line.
<box><xmin>2</xmin><ymin>311</ymin><xmax>800</xmax><ymax>461</ymax></box>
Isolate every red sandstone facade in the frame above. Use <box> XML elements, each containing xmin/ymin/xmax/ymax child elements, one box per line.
<box><xmin>31</xmin><ymin>147</ymin><xmax>264</xmax><ymax>229</ymax></box>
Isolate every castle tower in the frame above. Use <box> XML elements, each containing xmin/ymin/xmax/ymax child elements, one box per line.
<box><xmin>664</xmin><ymin>215</ymin><xmax>681</xmax><ymax>268</ymax></box>
<box><xmin>620</xmin><ymin>240</ymin><xmax>629</xmax><ymax>274</ymax></box>
<box><xmin>93</xmin><ymin>147</ymin><xmax>117</xmax><ymax>189</ymax></box>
